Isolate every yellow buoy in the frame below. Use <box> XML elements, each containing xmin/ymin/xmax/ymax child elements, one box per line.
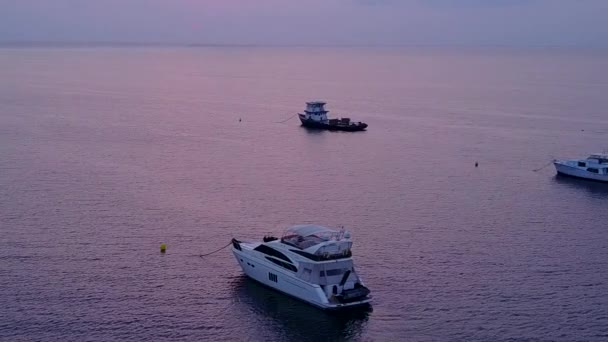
<box><xmin>160</xmin><ymin>243</ymin><xmax>166</xmax><ymax>253</ymax></box>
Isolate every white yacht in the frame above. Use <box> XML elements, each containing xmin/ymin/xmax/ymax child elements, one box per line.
<box><xmin>554</xmin><ymin>153</ymin><xmax>608</xmax><ymax>182</ymax></box>
<box><xmin>230</xmin><ymin>224</ymin><xmax>372</xmax><ymax>310</ymax></box>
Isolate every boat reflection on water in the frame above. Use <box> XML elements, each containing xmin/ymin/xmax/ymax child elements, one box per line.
<box><xmin>300</xmin><ymin>126</ymin><xmax>325</xmax><ymax>135</ymax></box>
<box><xmin>230</xmin><ymin>275</ymin><xmax>370</xmax><ymax>341</ymax></box>
<box><xmin>553</xmin><ymin>174</ymin><xmax>608</xmax><ymax>197</ymax></box>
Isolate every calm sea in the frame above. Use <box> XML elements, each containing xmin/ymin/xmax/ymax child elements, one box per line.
<box><xmin>1</xmin><ymin>46</ymin><xmax>608</xmax><ymax>341</ymax></box>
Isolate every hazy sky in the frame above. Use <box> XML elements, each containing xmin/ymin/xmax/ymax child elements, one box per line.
<box><xmin>1</xmin><ymin>0</ymin><xmax>607</xmax><ymax>46</ymax></box>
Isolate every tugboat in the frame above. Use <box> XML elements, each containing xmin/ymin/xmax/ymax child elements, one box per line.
<box><xmin>298</xmin><ymin>101</ymin><xmax>368</xmax><ymax>131</ymax></box>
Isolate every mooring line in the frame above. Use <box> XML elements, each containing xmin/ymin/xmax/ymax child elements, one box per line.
<box><xmin>199</xmin><ymin>241</ymin><xmax>233</xmax><ymax>258</ymax></box>
<box><xmin>274</xmin><ymin>113</ymin><xmax>298</xmax><ymax>123</ymax></box>
<box><xmin>533</xmin><ymin>159</ymin><xmax>555</xmax><ymax>172</ymax></box>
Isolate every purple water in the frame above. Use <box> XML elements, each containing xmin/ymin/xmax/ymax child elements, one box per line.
<box><xmin>1</xmin><ymin>46</ymin><xmax>608</xmax><ymax>341</ymax></box>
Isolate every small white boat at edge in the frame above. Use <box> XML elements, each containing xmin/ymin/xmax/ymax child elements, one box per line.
<box><xmin>230</xmin><ymin>224</ymin><xmax>372</xmax><ymax>310</ymax></box>
<box><xmin>554</xmin><ymin>153</ymin><xmax>608</xmax><ymax>182</ymax></box>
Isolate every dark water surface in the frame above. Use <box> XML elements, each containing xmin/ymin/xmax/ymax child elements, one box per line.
<box><xmin>2</xmin><ymin>47</ymin><xmax>608</xmax><ymax>341</ymax></box>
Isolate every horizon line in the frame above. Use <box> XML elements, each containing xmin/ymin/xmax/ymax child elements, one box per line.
<box><xmin>0</xmin><ymin>40</ymin><xmax>607</xmax><ymax>49</ymax></box>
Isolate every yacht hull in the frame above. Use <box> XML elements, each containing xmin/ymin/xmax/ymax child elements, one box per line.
<box><xmin>231</xmin><ymin>247</ymin><xmax>371</xmax><ymax>311</ymax></box>
<box><xmin>554</xmin><ymin>161</ymin><xmax>608</xmax><ymax>182</ymax></box>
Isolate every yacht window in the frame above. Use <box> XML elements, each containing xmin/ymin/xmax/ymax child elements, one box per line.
<box><xmin>578</xmin><ymin>162</ymin><xmax>586</xmax><ymax>167</ymax></box>
<box><xmin>327</xmin><ymin>269</ymin><xmax>345</xmax><ymax>276</ymax></box>
<box><xmin>320</xmin><ymin>269</ymin><xmax>347</xmax><ymax>277</ymax></box>
<box><xmin>290</xmin><ymin>249</ymin><xmax>352</xmax><ymax>261</ymax></box>
<box><xmin>254</xmin><ymin>245</ymin><xmax>292</xmax><ymax>263</ymax></box>
<box><xmin>265</xmin><ymin>257</ymin><xmax>297</xmax><ymax>272</ymax></box>
<box><xmin>587</xmin><ymin>168</ymin><xmax>599</xmax><ymax>174</ymax></box>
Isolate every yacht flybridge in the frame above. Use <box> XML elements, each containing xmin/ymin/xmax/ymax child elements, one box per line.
<box><xmin>231</xmin><ymin>224</ymin><xmax>372</xmax><ymax>310</ymax></box>
<box><xmin>554</xmin><ymin>153</ymin><xmax>608</xmax><ymax>182</ymax></box>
